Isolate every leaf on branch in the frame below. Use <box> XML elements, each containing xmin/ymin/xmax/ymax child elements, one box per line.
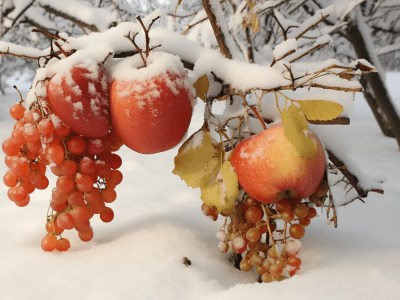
<box><xmin>200</xmin><ymin>161</ymin><xmax>239</xmax><ymax>212</ymax></box>
<box><xmin>355</xmin><ymin>61</ymin><xmax>374</xmax><ymax>72</ymax></box>
<box><xmin>173</xmin><ymin>127</ymin><xmax>222</xmax><ymax>188</ymax></box>
<box><xmin>281</xmin><ymin>105</ymin><xmax>317</xmax><ymax>157</ymax></box>
<box><xmin>296</xmin><ymin>100</ymin><xmax>344</xmax><ymax>121</ymax></box>
<box><xmin>193</xmin><ymin>74</ymin><xmax>209</xmax><ymax>101</ymax></box>
<box><xmin>251</xmin><ymin>13</ymin><xmax>260</xmax><ymax>33</ymax></box>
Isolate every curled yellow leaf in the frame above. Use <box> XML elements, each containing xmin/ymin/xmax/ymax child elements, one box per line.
<box><xmin>193</xmin><ymin>74</ymin><xmax>209</xmax><ymax>101</ymax></box>
<box><xmin>200</xmin><ymin>161</ymin><xmax>239</xmax><ymax>212</ymax></box>
<box><xmin>297</xmin><ymin>100</ymin><xmax>344</xmax><ymax>121</ymax></box>
<box><xmin>173</xmin><ymin>127</ymin><xmax>222</xmax><ymax>188</ymax></box>
<box><xmin>281</xmin><ymin>105</ymin><xmax>317</xmax><ymax>157</ymax></box>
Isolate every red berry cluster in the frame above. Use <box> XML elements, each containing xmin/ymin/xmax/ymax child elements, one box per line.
<box><xmin>2</xmin><ymin>100</ymin><xmax>124</xmax><ymax>252</ymax></box>
<box><xmin>202</xmin><ymin>180</ymin><xmax>328</xmax><ymax>283</ymax></box>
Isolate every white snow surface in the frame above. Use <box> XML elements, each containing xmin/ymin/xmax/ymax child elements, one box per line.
<box><xmin>0</xmin><ymin>74</ymin><xmax>400</xmax><ymax>299</ymax></box>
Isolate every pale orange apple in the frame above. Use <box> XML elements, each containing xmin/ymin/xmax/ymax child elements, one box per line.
<box><xmin>230</xmin><ymin>124</ymin><xmax>326</xmax><ymax>203</ymax></box>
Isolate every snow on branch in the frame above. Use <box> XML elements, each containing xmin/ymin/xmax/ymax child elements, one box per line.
<box><xmin>377</xmin><ymin>43</ymin><xmax>400</xmax><ymax>56</ymax></box>
<box><xmin>38</xmin><ymin>0</ymin><xmax>117</xmax><ymax>32</ymax></box>
<box><xmin>0</xmin><ymin>41</ymin><xmax>47</xmax><ymax>59</ymax></box>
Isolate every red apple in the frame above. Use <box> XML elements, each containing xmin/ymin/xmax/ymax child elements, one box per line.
<box><xmin>46</xmin><ymin>65</ymin><xmax>110</xmax><ymax>139</ymax></box>
<box><xmin>110</xmin><ymin>56</ymin><xmax>193</xmax><ymax>154</ymax></box>
<box><xmin>230</xmin><ymin>124</ymin><xmax>326</xmax><ymax>203</ymax></box>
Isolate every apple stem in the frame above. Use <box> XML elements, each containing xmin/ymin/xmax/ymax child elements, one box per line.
<box><xmin>249</xmin><ymin>105</ymin><xmax>267</xmax><ymax>130</ymax></box>
<box><xmin>13</xmin><ymin>85</ymin><xmax>24</xmax><ymax>104</ymax></box>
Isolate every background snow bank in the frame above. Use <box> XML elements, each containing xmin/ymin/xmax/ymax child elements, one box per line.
<box><xmin>0</xmin><ymin>73</ymin><xmax>399</xmax><ymax>300</ymax></box>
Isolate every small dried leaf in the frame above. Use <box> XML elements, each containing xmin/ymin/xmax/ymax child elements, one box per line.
<box><xmin>217</xmin><ymin>94</ymin><xmax>230</xmax><ymax>101</ymax></box>
<box><xmin>297</xmin><ymin>100</ymin><xmax>344</xmax><ymax>121</ymax></box>
<box><xmin>338</xmin><ymin>73</ymin><xmax>355</xmax><ymax>80</ymax></box>
<box><xmin>355</xmin><ymin>61</ymin><xmax>374</xmax><ymax>72</ymax></box>
<box><xmin>281</xmin><ymin>105</ymin><xmax>317</xmax><ymax>157</ymax></box>
<box><xmin>193</xmin><ymin>74</ymin><xmax>209</xmax><ymax>101</ymax></box>
<box><xmin>200</xmin><ymin>161</ymin><xmax>239</xmax><ymax>212</ymax></box>
<box><xmin>173</xmin><ymin>127</ymin><xmax>222</xmax><ymax>188</ymax></box>
<box><xmin>252</xmin><ymin>14</ymin><xmax>260</xmax><ymax>33</ymax></box>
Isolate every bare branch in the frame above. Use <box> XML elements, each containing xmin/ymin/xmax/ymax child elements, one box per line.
<box><xmin>201</xmin><ymin>0</ymin><xmax>232</xmax><ymax>59</ymax></box>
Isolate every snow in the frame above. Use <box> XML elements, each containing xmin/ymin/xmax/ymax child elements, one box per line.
<box><xmin>38</xmin><ymin>0</ymin><xmax>117</xmax><ymax>31</ymax></box>
<box><xmin>109</xmin><ymin>51</ymin><xmax>186</xmax><ymax>83</ymax></box>
<box><xmin>273</xmin><ymin>39</ymin><xmax>297</xmax><ymax>60</ymax></box>
<box><xmin>1</xmin><ymin>73</ymin><xmax>399</xmax><ymax>299</ymax></box>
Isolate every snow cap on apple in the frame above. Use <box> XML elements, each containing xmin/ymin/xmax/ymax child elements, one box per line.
<box><xmin>109</xmin><ymin>51</ymin><xmax>195</xmax><ymax>154</ymax></box>
<box><xmin>46</xmin><ymin>57</ymin><xmax>110</xmax><ymax>139</ymax></box>
<box><xmin>231</xmin><ymin>124</ymin><xmax>326</xmax><ymax>203</ymax></box>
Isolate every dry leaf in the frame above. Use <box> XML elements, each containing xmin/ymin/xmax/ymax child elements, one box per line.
<box><xmin>173</xmin><ymin>127</ymin><xmax>222</xmax><ymax>188</ymax></box>
<box><xmin>252</xmin><ymin>13</ymin><xmax>260</xmax><ymax>33</ymax></box>
<box><xmin>281</xmin><ymin>105</ymin><xmax>317</xmax><ymax>157</ymax></box>
<box><xmin>193</xmin><ymin>74</ymin><xmax>209</xmax><ymax>101</ymax></box>
<box><xmin>297</xmin><ymin>100</ymin><xmax>344</xmax><ymax>121</ymax></box>
<box><xmin>200</xmin><ymin>161</ymin><xmax>239</xmax><ymax>212</ymax></box>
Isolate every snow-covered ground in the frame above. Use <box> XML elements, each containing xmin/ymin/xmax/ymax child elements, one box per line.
<box><xmin>0</xmin><ymin>73</ymin><xmax>399</xmax><ymax>300</ymax></box>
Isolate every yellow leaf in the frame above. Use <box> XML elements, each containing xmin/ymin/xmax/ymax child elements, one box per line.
<box><xmin>281</xmin><ymin>105</ymin><xmax>317</xmax><ymax>157</ymax></box>
<box><xmin>173</xmin><ymin>127</ymin><xmax>222</xmax><ymax>188</ymax></box>
<box><xmin>200</xmin><ymin>161</ymin><xmax>239</xmax><ymax>212</ymax></box>
<box><xmin>193</xmin><ymin>74</ymin><xmax>209</xmax><ymax>101</ymax></box>
<box><xmin>297</xmin><ymin>100</ymin><xmax>344</xmax><ymax>121</ymax></box>
<box><xmin>252</xmin><ymin>14</ymin><xmax>260</xmax><ymax>33</ymax></box>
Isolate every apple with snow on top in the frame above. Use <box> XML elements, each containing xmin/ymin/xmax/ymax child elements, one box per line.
<box><xmin>46</xmin><ymin>65</ymin><xmax>110</xmax><ymax>139</ymax></box>
<box><xmin>230</xmin><ymin>124</ymin><xmax>326</xmax><ymax>203</ymax></box>
<box><xmin>109</xmin><ymin>52</ymin><xmax>194</xmax><ymax>154</ymax></box>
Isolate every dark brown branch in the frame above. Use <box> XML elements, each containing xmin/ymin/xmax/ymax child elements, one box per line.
<box><xmin>271</xmin><ymin>49</ymin><xmax>296</xmax><ymax>67</ymax></box>
<box><xmin>294</xmin><ymin>14</ymin><xmax>329</xmax><ymax>40</ymax></box>
<box><xmin>136</xmin><ymin>16</ymin><xmax>160</xmax><ymax>58</ymax></box>
<box><xmin>327</xmin><ymin>149</ymin><xmax>384</xmax><ymax>198</ymax></box>
<box><xmin>183</xmin><ymin>17</ymin><xmax>208</xmax><ymax>35</ymax></box>
<box><xmin>201</xmin><ymin>0</ymin><xmax>232</xmax><ymax>59</ymax></box>
<box><xmin>124</xmin><ymin>32</ymin><xmax>147</xmax><ymax>66</ymax></box>
<box><xmin>289</xmin><ymin>41</ymin><xmax>330</xmax><ymax>63</ymax></box>
<box><xmin>245</xmin><ymin>26</ymin><xmax>254</xmax><ymax>63</ymax></box>
<box><xmin>1</xmin><ymin>0</ymin><xmax>36</xmax><ymax>38</ymax></box>
<box><xmin>0</xmin><ymin>47</ymin><xmax>43</xmax><ymax>60</ymax></box>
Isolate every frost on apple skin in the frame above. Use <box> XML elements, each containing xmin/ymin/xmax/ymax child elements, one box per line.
<box><xmin>109</xmin><ymin>51</ymin><xmax>195</xmax><ymax>101</ymax></box>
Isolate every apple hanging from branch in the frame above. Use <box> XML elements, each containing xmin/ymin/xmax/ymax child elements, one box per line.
<box><xmin>46</xmin><ymin>65</ymin><xmax>111</xmax><ymax>139</ymax></box>
<box><xmin>109</xmin><ymin>52</ymin><xmax>194</xmax><ymax>154</ymax></box>
<box><xmin>231</xmin><ymin>124</ymin><xmax>326</xmax><ymax>203</ymax></box>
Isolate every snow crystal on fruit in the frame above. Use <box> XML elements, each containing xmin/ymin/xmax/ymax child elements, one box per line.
<box><xmin>90</xmin><ymin>99</ymin><xmax>100</xmax><ymax>115</ymax></box>
<box><xmin>233</xmin><ymin>236</ymin><xmax>246</xmax><ymax>248</ymax></box>
<box><xmin>285</xmin><ymin>239</ymin><xmax>302</xmax><ymax>256</ymax></box>
<box><xmin>88</xmin><ymin>82</ymin><xmax>96</xmax><ymax>95</ymax></box>
<box><xmin>73</xmin><ymin>102</ymin><xmax>83</xmax><ymax>111</ymax></box>
<box><xmin>50</xmin><ymin>114</ymin><xmax>62</xmax><ymax>128</ymax></box>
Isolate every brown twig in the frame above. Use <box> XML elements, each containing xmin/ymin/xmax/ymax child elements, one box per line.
<box><xmin>327</xmin><ymin>149</ymin><xmax>383</xmax><ymax>199</ymax></box>
<box><xmin>249</xmin><ymin>105</ymin><xmax>267</xmax><ymax>130</ymax></box>
<box><xmin>13</xmin><ymin>86</ymin><xmax>24</xmax><ymax>104</ymax></box>
<box><xmin>136</xmin><ymin>16</ymin><xmax>160</xmax><ymax>59</ymax></box>
<box><xmin>183</xmin><ymin>17</ymin><xmax>208</xmax><ymax>35</ymax></box>
<box><xmin>53</xmin><ymin>41</ymin><xmax>69</xmax><ymax>57</ymax></box>
<box><xmin>201</xmin><ymin>0</ymin><xmax>232</xmax><ymax>59</ymax></box>
<box><xmin>31</xmin><ymin>27</ymin><xmax>62</xmax><ymax>41</ymax></box>
<box><xmin>124</xmin><ymin>32</ymin><xmax>147</xmax><ymax>67</ymax></box>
